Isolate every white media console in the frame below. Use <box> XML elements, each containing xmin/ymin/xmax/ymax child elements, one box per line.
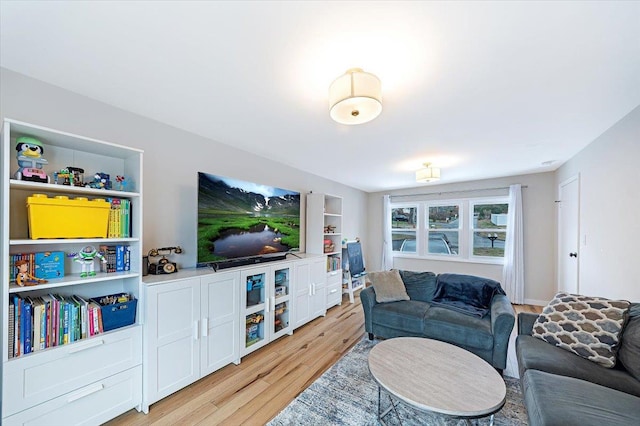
<box><xmin>140</xmin><ymin>253</ymin><xmax>329</xmax><ymax>412</ymax></box>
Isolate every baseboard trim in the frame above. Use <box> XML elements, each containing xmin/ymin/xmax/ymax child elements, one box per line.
<box><xmin>524</xmin><ymin>298</ymin><xmax>547</xmax><ymax>307</ymax></box>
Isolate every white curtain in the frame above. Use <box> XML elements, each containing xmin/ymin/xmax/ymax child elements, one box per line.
<box><xmin>381</xmin><ymin>195</ymin><xmax>393</xmax><ymax>270</ymax></box>
<box><xmin>503</xmin><ymin>184</ymin><xmax>525</xmax><ymax>304</ymax></box>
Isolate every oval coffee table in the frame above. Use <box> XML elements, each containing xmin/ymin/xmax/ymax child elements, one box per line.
<box><xmin>368</xmin><ymin>337</ymin><xmax>506</xmax><ymax>425</ymax></box>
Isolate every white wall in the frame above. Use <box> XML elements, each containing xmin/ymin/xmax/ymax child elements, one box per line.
<box><xmin>366</xmin><ymin>173</ymin><xmax>557</xmax><ymax>306</ymax></box>
<box><xmin>556</xmin><ymin>105</ymin><xmax>640</xmax><ymax>301</ymax></box>
<box><xmin>0</xmin><ymin>68</ymin><xmax>369</xmax><ymax>268</ymax></box>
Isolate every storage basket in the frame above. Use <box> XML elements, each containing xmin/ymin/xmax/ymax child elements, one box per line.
<box><xmin>92</xmin><ymin>293</ymin><xmax>137</xmax><ymax>332</ymax></box>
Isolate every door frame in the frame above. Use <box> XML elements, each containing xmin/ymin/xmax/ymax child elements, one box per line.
<box><xmin>557</xmin><ymin>174</ymin><xmax>580</xmax><ymax>293</ymax></box>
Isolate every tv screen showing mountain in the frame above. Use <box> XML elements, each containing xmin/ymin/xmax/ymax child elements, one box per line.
<box><xmin>197</xmin><ymin>172</ymin><xmax>300</xmax><ymax>265</ymax></box>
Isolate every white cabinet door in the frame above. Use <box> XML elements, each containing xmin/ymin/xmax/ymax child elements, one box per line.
<box><xmin>293</xmin><ymin>260</ymin><xmax>312</xmax><ymax>329</ymax></box>
<box><xmin>310</xmin><ymin>257</ymin><xmax>327</xmax><ymax>318</ymax></box>
<box><xmin>201</xmin><ymin>272</ymin><xmax>240</xmax><ymax>376</ymax></box>
<box><xmin>269</xmin><ymin>263</ymin><xmax>293</xmax><ymax>340</ymax></box>
<box><xmin>240</xmin><ymin>268</ymin><xmax>270</xmax><ymax>356</ymax></box>
<box><xmin>144</xmin><ymin>278</ymin><xmax>200</xmax><ymax>410</ymax></box>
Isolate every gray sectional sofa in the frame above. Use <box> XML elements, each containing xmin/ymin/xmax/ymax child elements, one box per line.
<box><xmin>360</xmin><ymin>270</ymin><xmax>515</xmax><ymax>370</ymax></box>
<box><xmin>516</xmin><ymin>304</ymin><xmax>640</xmax><ymax>426</ymax></box>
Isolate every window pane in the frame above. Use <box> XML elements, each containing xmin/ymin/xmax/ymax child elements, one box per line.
<box><xmin>473</xmin><ymin>204</ymin><xmax>508</xmax><ymax>229</ymax></box>
<box><xmin>473</xmin><ymin>231</ymin><xmax>505</xmax><ymax>257</ymax></box>
<box><xmin>392</xmin><ymin>207</ymin><xmax>417</xmax><ymax>228</ymax></box>
<box><xmin>393</xmin><ymin>231</ymin><xmax>416</xmax><ymax>252</ymax></box>
<box><xmin>428</xmin><ymin>205</ymin><xmax>459</xmax><ymax>229</ymax></box>
<box><xmin>428</xmin><ymin>231</ymin><xmax>458</xmax><ymax>255</ymax></box>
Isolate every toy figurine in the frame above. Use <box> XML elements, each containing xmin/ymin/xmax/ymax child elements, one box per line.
<box><xmin>54</xmin><ymin>166</ymin><xmax>85</xmax><ymax>186</ymax></box>
<box><xmin>115</xmin><ymin>175</ymin><xmax>127</xmax><ymax>191</ymax></box>
<box><xmin>85</xmin><ymin>172</ymin><xmax>112</xmax><ymax>190</ymax></box>
<box><xmin>14</xmin><ymin>136</ymin><xmax>50</xmax><ymax>183</ymax></box>
<box><xmin>69</xmin><ymin>246</ymin><xmax>107</xmax><ymax>277</ymax></box>
<box><xmin>15</xmin><ymin>259</ymin><xmax>47</xmax><ymax>287</ymax></box>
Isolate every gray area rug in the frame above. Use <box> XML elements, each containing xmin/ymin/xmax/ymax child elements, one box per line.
<box><xmin>268</xmin><ymin>338</ymin><xmax>528</xmax><ymax>425</ymax></box>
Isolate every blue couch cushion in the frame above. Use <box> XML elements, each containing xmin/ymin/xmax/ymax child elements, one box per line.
<box><xmin>423</xmin><ymin>305</ymin><xmax>493</xmax><ymax>350</ymax></box>
<box><xmin>431</xmin><ymin>273</ymin><xmax>506</xmax><ymax>317</ymax></box>
<box><xmin>371</xmin><ymin>300</ymin><xmax>430</xmax><ymax>334</ymax></box>
<box><xmin>522</xmin><ymin>370</ymin><xmax>640</xmax><ymax>426</ymax></box>
<box><xmin>516</xmin><ymin>334</ymin><xmax>640</xmax><ymax>397</ymax></box>
<box><xmin>398</xmin><ymin>270</ymin><xmax>437</xmax><ymax>303</ymax></box>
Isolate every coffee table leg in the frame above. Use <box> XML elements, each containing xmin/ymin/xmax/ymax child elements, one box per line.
<box><xmin>378</xmin><ymin>386</ymin><xmax>403</xmax><ymax>425</ymax></box>
<box><xmin>464</xmin><ymin>414</ymin><xmax>494</xmax><ymax>426</ymax></box>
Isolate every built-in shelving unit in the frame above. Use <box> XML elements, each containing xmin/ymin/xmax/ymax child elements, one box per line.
<box><xmin>306</xmin><ymin>193</ymin><xmax>343</xmax><ymax>308</ymax></box>
<box><xmin>1</xmin><ymin>119</ymin><xmax>143</xmax><ymax>425</ymax></box>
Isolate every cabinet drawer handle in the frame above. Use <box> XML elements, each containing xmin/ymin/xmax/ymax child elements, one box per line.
<box><xmin>329</xmin><ymin>288</ymin><xmax>338</xmax><ymax>294</ymax></box>
<box><xmin>68</xmin><ymin>339</ymin><xmax>104</xmax><ymax>354</ymax></box>
<box><xmin>328</xmin><ymin>271</ymin><xmax>338</xmax><ymax>276</ymax></box>
<box><xmin>67</xmin><ymin>383</ymin><xmax>104</xmax><ymax>403</ymax></box>
<box><xmin>202</xmin><ymin>317</ymin><xmax>208</xmax><ymax>337</ymax></box>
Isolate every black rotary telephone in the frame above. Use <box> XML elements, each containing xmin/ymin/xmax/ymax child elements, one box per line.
<box><xmin>147</xmin><ymin>246</ymin><xmax>183</xmax><ymax>274</ymax></box>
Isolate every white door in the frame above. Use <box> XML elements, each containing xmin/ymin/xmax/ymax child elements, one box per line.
<box><xmin>558</xmin><ymin>175</ymin><xmax>580</xmax><ymax>294</ymax></box>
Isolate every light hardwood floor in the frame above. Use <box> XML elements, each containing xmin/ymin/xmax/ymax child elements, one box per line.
<box><xmin>107</xmin><ymin>292</ymin><xmax>541</xmax><ymax>426</ymax></box>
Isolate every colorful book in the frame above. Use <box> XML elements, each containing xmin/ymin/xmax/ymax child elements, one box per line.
<box><xmin>23</xmin><ymin>299</ymin><xmax>32</xmax><ymax>354</ymax></box>
<box><xmin>34</xmin><ymin>251</ymin><xmax>65</xmax><ymax>279</ymax></box>
<box><xmin>8</xmin><ymin>299</ymin><xmax>15</xmax><ymax>358</ymax></box>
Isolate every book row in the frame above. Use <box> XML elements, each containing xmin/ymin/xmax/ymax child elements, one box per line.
<box><xmin>8</xmin><ymin>292</ymin><xmax>136</xmax><ymax>359</ymax></box>
<box><xmin>8</xmin><ymin>245</ymin><xmax>132</xmax><ymax>284</ymax></box>
<box><xmin>99</xmin><ymin>244</ymin><xmax>132</xmax><ymax>274</ymax></box>
<box><xmin>107</xmin><ymin>198</ymin><xmax>132</xmax><ymax>238</ymax></box>
<box><xmin>327</xmin><ymin>254</ymin><xmax>341</xmax><ymax>272</ymax></box>
<box><xmin>9</xmin><ymin>294</ymin><xmax>104</xmax><ymax>359</ymax></box>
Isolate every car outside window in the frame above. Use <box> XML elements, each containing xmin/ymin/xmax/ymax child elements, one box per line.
<box><xmin>392</xmin><ymin>206</ymin><xmax>417</xmax><ymax>253</ymax></box>
<box><xmin>390</xmin><ymin>197</ymin><xmax>508</xmax><ymax>263</ymax></box>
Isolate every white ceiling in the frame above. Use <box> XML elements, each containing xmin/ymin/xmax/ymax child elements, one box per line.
<box><xmin>1</xmin><ymin>1</ymin><xmax>639</xmax><ymax>192</ymax></box>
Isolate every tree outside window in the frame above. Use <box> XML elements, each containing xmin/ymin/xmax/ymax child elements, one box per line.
<box><xmin>392</xmin><ymin>206</ymin><xmax>417</xmax><ymax>253</ymax></box>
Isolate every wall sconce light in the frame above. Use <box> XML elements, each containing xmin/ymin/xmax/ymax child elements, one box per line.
<box><xmin>416</xmin><ymin>163</ymin><xmax>441</xmax><ymax>183</ymax></box>
<box><xmin>329</xmin><ymin>68</ymin><xmax>382</xmax><ymax>125</ymax></box>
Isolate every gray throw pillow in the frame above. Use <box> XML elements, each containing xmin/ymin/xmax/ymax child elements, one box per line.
<box><xmin>398</xmin><ymin>270</ymin><xmax>437</xmax><ymax>302</ymax></box>
<box><xmin>369</xmin><ymin>270</ymin><xmax>410</xmax><ymax>303</ymax></box>
<box><xmin>618</xmin><ymin>303</ymin><xmax>640</xmax><ymax>380</ymax></box>
<box><xmin>532</xmin><ymin>292</ymin><xmax>630</xmax><ymax>368</ymax></box>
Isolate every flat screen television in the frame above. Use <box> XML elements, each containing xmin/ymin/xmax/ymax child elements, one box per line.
<box><xmin>197</xmin><ymin>172</ymin><xmax>300</xmax><ymax>268</ymax></box>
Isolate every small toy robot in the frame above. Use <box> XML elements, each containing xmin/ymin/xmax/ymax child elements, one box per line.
<box><xmin>14</xmin><ymin>259</ymin><xmax>48</xmax><ymax>287</ymax></box>
<box><xmin>70</xmin><ymin>246</ymin><xmax>107</xmax><ymax>277</ymax></box>
<box><xmin>14</xmin><ymin>136</ymin><xmax>49</xmax><ymax>183</ymax></box>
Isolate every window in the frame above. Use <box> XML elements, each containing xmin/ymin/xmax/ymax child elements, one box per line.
<box><xmin>470</xmin><ymin>202</ymin><xmax>509</xmax><ymax>258</ymax></box>
<box><xmin>390</xmin><ymin>197</ymin><xmax>509</xmax><ymax>263</ymax></box>
<box><xmin>391</xmin><ymin>205</ymin><xmax>417</xmax><ymax>253</ymax></box>
<box><xmin>427</xmin><ymin>204</ymin><xmax>460</xmax><ymax>255</ymax></box>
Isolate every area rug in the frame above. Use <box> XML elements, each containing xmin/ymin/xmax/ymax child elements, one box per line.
<box><xmin>268</xmin><ymin>338</ymin><xmax>528</xmax><ymax>425</ymax></box>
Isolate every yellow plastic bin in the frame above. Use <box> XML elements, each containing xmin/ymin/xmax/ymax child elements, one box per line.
<box><xmin>27</xmin><ymin>194</ymin><xmax>110</xmax><ymax>239</ymax></box>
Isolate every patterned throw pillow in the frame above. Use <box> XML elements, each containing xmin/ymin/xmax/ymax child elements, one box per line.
<box><xmin>532</xmin><ymin>292</ymin><xmax>630</xmax><ymax>368</ymax></box>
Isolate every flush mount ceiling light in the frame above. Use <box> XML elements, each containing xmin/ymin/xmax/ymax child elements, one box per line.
<box><xmin>329</xmin><ymin>68</ymin><xmax>382</xmax><ymax>125</ymax></box>
<box><xmin>416</xmin><ymin>163</ymin><xmax>441</xmax><ymax>183</ymax></box>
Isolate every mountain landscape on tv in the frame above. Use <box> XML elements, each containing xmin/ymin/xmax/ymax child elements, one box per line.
<box><xmin>197</xmin><ymin>172</ymin><xmax>300</xmax><ymax>264</ymax></box>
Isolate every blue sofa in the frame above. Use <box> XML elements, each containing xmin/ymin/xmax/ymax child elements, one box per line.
<box><xmin>360</xmin><ymin>271</ymin><xmax>515</xmax><ymax>370</ymax></box>
<box><xmin>516</xmin><ymin>304</ymin><xmax>640</xmax><ymax>426</ymax></box>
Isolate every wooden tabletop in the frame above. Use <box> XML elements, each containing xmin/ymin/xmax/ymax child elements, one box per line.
<box><xmin>368</xmin><ymin>337</ymin><xmax>506</xmax><ymax>418</ymax></box>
